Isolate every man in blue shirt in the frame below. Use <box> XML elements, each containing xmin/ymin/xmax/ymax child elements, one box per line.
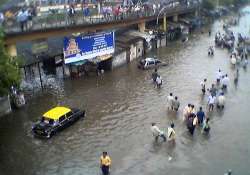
<box><xmin>196</xmin><ymin>107</ymin><xmax>205</xmax><ymax>125</ymax></box>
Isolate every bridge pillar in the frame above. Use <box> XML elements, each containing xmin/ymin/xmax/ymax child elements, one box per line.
<box><xmin>163</xmin><ymin>15</ymin><xmax>167</xmax><ymax>32</ymax></box>
<box><xmin>6</xmin><ymin>44</ymin><xmax>17</xmax><ymax>57</ymax></box>
<box><xmin>173</xmin><ymin>15</ymin><xmax>178</xmax><ymax>22</ymax></box>
<box><xmin>138</xmin><ymin>22</ymin><xmax>146</xmax><ymax>32</ymax></box>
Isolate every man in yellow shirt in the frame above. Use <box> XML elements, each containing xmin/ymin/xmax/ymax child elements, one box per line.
<box><xmin>100</xmin><ymin>152</ymin><xmax>111</xmax><ymax>175</ymax></box>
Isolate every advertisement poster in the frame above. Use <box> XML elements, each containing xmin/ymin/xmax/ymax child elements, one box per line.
<box><xmin>63</xmin><ymin>32</ymin><xmax>115</xmax><ymax>64</ymax></box>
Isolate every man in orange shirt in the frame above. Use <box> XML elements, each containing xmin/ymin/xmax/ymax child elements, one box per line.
<box><xmin>100</xmin><ymin>152</ymin><xmax>111</xmax><ymax>175</ymax></box>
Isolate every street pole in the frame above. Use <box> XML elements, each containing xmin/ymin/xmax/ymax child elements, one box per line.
<box><xmin>156</xmin><ymin>6</ymin><xmax>168</xmax><ymax>28</ymax></box>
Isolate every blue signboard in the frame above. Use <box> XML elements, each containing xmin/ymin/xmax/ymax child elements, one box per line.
<box><xmin>63</xmin><ymin>31</ymin><xmax>115</xmax><ymax>64</ymax></box>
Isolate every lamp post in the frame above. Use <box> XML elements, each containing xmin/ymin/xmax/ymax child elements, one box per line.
<box><xmin>156</xmin><ymin>6</ymin><xmax>169</xmax><ymax>29</ymax></box>
<box><xmin>156</xmin><ymin>5</ymin><xmax>170</xmax><ymax>48</ymax></box>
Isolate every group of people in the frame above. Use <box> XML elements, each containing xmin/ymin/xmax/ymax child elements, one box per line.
<box><xmin>16</xmin><ymin>7</ymin><xmax>36</xmax><ymax>31</ymax></box>
<box><xmin>151</xmin><ymin>122</ymin><xmax>176</xmax><ymax>143</ymax></box>
<box><xmin>215</xmin><ymin>30</ymin><xmax>235</xmax><ymax>51</ymax></box>
<box><xmin>152</xmin><ymin>69</ymin><xmax>163</xmax><ymax>89</ymax></box>
<box><xmin>183</xmin><ymin>104</ymin><xmax>210</xmax><ymax>135</ymax></box>
<box><xmin>167</xmin><ymin>93</ymin><xmax>180</xmax><ymax>112</ymax></box>
<box><xmin>99</xmin><ymin>13</ymin><xmax>248</xmax><ymax>175</ymax></box>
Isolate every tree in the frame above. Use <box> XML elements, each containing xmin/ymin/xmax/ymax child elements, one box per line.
<box><xmin>0</xmin><ymin>28</ymin><xmax>21</xmax><ymax>96</ymax></box>
<box><xmin>202</xmin><ymin>0</ymin><xmax>215</xmax><ymax>10</ymax></box>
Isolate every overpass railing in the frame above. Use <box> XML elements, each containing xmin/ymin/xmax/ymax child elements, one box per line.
<box><xmin>3</xmin><ymin>4</ymin><xmax>198</xmax><ymax>35</ymax></box>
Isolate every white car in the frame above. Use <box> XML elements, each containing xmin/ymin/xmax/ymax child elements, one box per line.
<box><xmin>137</xmin><ymin>57</ymin><xmax>167</xmax><ymax>70</ymax></box>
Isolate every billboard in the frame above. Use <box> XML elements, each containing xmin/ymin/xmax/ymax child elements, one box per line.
<box><xmin>63</xmin><ymin>32</ymin><xmax>115</xmax><ymax>64</ymax></box>
<box><xmin>32</xmin><ymin>39</ymin><xmax>48</xmax><ymax>54</ymax></box>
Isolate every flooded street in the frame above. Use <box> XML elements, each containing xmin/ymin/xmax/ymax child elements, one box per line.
<box><xmin>1</xmin><ymin>7</ymin><xmax>250</xmax><ymax>175</ymax></box>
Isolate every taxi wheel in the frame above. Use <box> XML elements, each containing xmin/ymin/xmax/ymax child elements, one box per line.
<box><xmin>47</xmin><ymin>133</ymin><xmax>51</xmax><ymax>138</ymax></box>
<box><xmin>47</xmin><ymin>131</ymin><xmax>54</xmax><ymax>138</ymax></box>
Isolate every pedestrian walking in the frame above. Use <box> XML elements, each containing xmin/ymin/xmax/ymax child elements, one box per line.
<box><xmin>217</xmin><ymin>92</ymin><xmax>225</xmax><ymax>109</ymax></box>
<box><xmin>183</xmin><ymin>104</ymin><xmax>191</xmax><ymax>121</ymax></box>
<box><xmin>196</xmin><ymin>107</ymin><xmax>205</xmax><ymax>125</ymax></box>
<box><xmin>167</xmin><ymin>93</ymin><xmax>174</xmax><ymax>110</ymax></box>
<box><xmin>156</xmin><ymin>75</ymin><xmax>162</xmax><ymax>88</ymax></box>
<box><xmin>233</xmin><ymin>69</ymin><xmax>239</xmax><ymax>84</ymax></box>
<box><xmin>187</xmin><ymin>114</ymin><xmax>195</xmax><ymax>135</ymax></box>
<box><xmin>152</xmin><ymin>69</ymin><xmax>158</xmax><ymax>83</ymax></box>
<box><xmin>202</xmin><ymin>118</ymin><xmax>210</xmax><ymax>134</ymax></box>
<box><xmin>231</xmin><ymin>54</ymin><xmax>237</xmax><ymax>65</ymax></box>
<box><xmin>151</xmin><ymin>123</ymin><xmax>166</xmax><ymax>142</ymax></box>
<box><xmin>17</xmin><ymin>9</ymin><xmax>28</xmax><ymax>31</ymax></box>
<box><xmin>172</xmin><ymin>96</ymin><xmax>180</xmax><ymax>111</ymax></box>
<box><xmin>68</xmin><ymin>4</ymin><xmax>76</xmax><ymax>24</ymax></box>
<box><xmin>209</xmin><ymin>84</ymin><xmax>217</xmax><ymax>97</ymax></box>
<box><xmin>208</xmin><ymin>94</ymin><xmax>216</xmax><ymax>111</ymax></box>
<box><xmin>100</xmin><ymin>152</ymin><xmax>111</xmax><ymax>175</ymax></box>
<box><xmin>222</xmin><ymin>74</ymin><xmax>229</xmax><ymax>89</ymax></box>
<box><xmin>200</xmin><ymin>78</ymin><xmax>207</xmax><ymax>95</ymax></box>
<box><xmin>190</xmin><ymin>104</ymin><xmax>196</xmax><ymax>115</ymax></box>
<box><xmin>167</xmin><ymin>123</ymin><xmax>176</xmax><ymax>143</ymax></box>
<box><xmin>243</xmin><ymin>57</ymin><xmax>248</xmax><ymax>69</ymax></box>
<box><xmin>216</xmin><ymin>69</ymin><xmax>222</xmax><ymax>84</ymax></box>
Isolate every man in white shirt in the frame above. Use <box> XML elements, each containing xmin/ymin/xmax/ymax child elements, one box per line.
<box><xmin>200</xmin><ymin>78</ymin><xmax>207</xmax><ymax>95</ymax></box>
<box><xmin>156</xmin><ymin>75</ymin><xmax>162</xmax><ymax>88</ymax></box>
<box><xmin>216</xmin><ymin>69</ymin><xmax>222</xmax><ymax>83</ymax></box>
<box><xmin>208</xmin><ymin>95</ymin><xmax>216</xmax><ymax>111</ymax></box>
<box><xmin>222</xmin><ymin>74</ymin><xmax>230</xmax><ymax>89</ymax></box>
<box><xmin>217</xmin><ymin>92</ymin><xmax>225</xmax><ymax>109</ymax></box>
<box><xmin>183</xmin><ymin>104</ymin><xmax>191</xmax><ymax>121</ymax></box>
<box><xmin>151</xmin><ymin>123</ymin><xmax>166</xmax><ymax>142</ymax></box>
<box><xmin>167</xmin><ymin>93</ymin><xmax>174</xmax><ymax>110</ymax></box>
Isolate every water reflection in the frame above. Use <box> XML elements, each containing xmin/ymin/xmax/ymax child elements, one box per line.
<box><xmin>1</xmin><ymin>6</ymin><xmax>250</xmax><ymax>175</ymax></box>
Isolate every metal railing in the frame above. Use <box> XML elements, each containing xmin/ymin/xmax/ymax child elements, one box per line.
<box><xmin>3</xmin><ymin>4</ymin><xmax>198</xmax><ymax>35</ymax></box>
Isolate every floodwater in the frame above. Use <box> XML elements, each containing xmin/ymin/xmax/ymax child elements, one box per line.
<box><xmin>1</xmin><ymin>7</ymin><xmax>250</xmax><ymax>175</ymax></box>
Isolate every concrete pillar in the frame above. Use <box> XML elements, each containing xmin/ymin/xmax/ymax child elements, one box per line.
<box><xmin>138</xmin><ymin>22</ymin><xmax>146</xmax><ymax>32</ymax></box>
<box><xmin>97</xmin><ymin>2</ymin><xmax>101</xmax><ymax>15</ymax></box>
<box><xmin>6</xmin><ymin>44</ymin><xmax>17</xmax><ymax>57</ymax></box>
<box><xmin>173</xmin><ymin>15</ymin><xmax>178</xmax><ymax>22</ymax></box>
<box><xmin>163</xmin><ymin>15</ymin><xmax>167</xmax><ymax>32</ymax></box>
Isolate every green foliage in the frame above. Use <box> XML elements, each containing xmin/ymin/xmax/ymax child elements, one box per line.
<box><xmin>202</xmin><ymin>0</ymin><xmax>215</xmax><ymax>10</ymax></box>
<box><xmin>0</xmin><ymin>28</ymin><xmax>21</xmax><ymax>96</ymax></box>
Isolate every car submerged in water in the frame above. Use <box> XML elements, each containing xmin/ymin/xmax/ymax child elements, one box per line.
<box><xmin>32</xmin><ymin>106</ymin><xmax>85</xmax><ymax>138</ymax></box>
<box><xmin>137</xmin><ymin>57</ymin><xmax>167</xmax><ymax>70</ymax></box>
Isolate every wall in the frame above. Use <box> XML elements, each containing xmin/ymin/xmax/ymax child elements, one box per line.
<box><xmin>0</xmin><ymin>96</ymin><xmax>11</xmax><ymax>117</ymax></box>
<box><xmin>130</xmin><ymin>44</ymin><xmax>137</xmax><ymax>61</ymax></box>
<box><xmin>112</xmin><ymin>51</ymin><xmax>127</xmax><ymax>69</ymax></box>
<box><xmin>136</xmin><ymin>40</ymin><xmax>144</xmax><ymax>58</ymax></box>
<box><xmin>161</xmin><ymin>38</ymin><xmax>166</xmax><ymax>47</ymax></box>
<box><xmin>157</xmin><ymin>39</ymin><xmax>161</xmax><ymax>49</ymax></box>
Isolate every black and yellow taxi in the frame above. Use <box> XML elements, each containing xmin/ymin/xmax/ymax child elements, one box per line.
<box><xmin>32</xmin><ymin>106</ymin><xmax>85</xmax><ymax>138</ymax></box>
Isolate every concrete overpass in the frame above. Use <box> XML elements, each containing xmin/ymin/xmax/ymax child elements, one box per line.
<box><xmin>4</xmin><ymin>4</ymin><xmax>199</xmax><ymax>57</ymax></box>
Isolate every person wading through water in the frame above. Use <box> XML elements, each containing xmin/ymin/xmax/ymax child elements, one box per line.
<box><xmin>200</xmin><ymin>78</ymin><xmax>207</xmax><ymax>95</ymax></box>
<box><xmin>100</xmin><ymin>152</ymin><xmax>111</xmax><ymax>175</ymax></box>
<box><xmin>151</xmin><ymin>123</ymin><xmax>166</xmax><ymax>142</ymax></box>
<box><xmin>202</xmin><ymin>118</ymin><xmax>211</xmax><ymax>134</ymax></box>
<box><xmin>167</xmin><ymin>123</ymin><xmax>176</xmax><ymax>144</ymax></box>
<box><xmin>152</xmin><ymin>69</ymin><xmax>158</xmax><ymax>84</ymax></box>
<box><xmin>172</xmin><ymin>96</ymin><xmax>180</xmax><ymax>111</ymax></box>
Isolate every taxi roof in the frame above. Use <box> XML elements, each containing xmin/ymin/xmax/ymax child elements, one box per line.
<box><xmin>43</xmin><ymin>107</ymin><xmax>71</xmax><ymax>120</ymax></box>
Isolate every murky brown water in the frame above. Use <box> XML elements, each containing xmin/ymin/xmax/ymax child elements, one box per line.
<box><xmin>1</xmin><ymin>7</ymin><xmax>250</xmax><ymax>175</ymax></box>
